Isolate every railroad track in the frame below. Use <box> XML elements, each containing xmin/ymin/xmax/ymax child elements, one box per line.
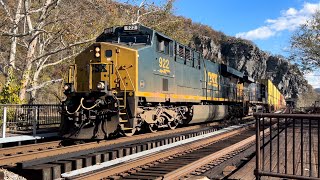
<box><xmin>2</xmin><ymin>121</ymin><xmax>246</xmax><ymax>179</ymax></box>
<box><xmin>0</xmin><ymin>141</ymin><xmax>62</xmax><ymax>158</ymax></box>
<box><xmin>62</xmin><ymin>112</ymin><xmax>289</xmax><ymax>180</ymax></box>
<box><xmin>2</xmin><ymin>110</ymin><xmax>288</xmax><ymax>180</ymax></box>
<box><xmin>0</xmin><ymin>116</ymin><xmax>257</xmax><ymax>161</ymax></box>
<box><xmin>61</xmin><ymin>121</ymin><xmax>262</xmax><ymax>180</ymax></box>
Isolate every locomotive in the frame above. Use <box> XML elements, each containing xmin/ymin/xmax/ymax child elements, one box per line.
<box><xmin>60</xmin><ymin>24</ymin><xmax>285</xmax><ymax>139</ymax></box>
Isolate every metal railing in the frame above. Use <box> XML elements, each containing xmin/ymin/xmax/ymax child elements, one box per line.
<box><xmin>0</xmin><ymin>104</ymin><xmax>61</xmax><ymax>138</ymax></box>
<box><xmin>255</xmin><ymin>113</ymin><xmax>320</xmax><ymax>180</ymax></box>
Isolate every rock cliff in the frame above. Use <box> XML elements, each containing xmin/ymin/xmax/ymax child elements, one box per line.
<box><xmin>190</xmin><ymin>35</ymin><xmax>310</xmax><ymax>100</ymax></box>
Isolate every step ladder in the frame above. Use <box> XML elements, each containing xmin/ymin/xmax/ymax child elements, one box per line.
<box><xmin>116</xmin><ymin>97</ymin><xmax>131</xmax><ymax>130</ymax></box>
<box><xmin>114</xmin><ymin>64</ymin><xmax>135</xmax><ymax>133</ymax></box>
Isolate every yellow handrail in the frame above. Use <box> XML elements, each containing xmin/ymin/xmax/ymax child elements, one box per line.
<box><xmin>115</xmin><ymin>66</ymin><xmax>127</xmax><ymax>109</ymax></box>
<box><xmin>68</xmin><ymin>65</ymin><xmax>75</xmax><ymax>83</ymax></box>
<box><xmin>68</xmin><ymin>65</ymin><xmax>77</xmax><ymax>90</ymax></box>
<box><xmin>123</xmin><ymin>66</ymin><xmax>136</xmax><ymax>91</ymax></box>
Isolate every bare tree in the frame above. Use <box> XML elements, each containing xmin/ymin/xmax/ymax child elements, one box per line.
<box><xmin>0</xmin><ymin>0</ymin><xmax>100</xmax><ymax>103</ymax></box>
<box><xmin>0</xmin><ymin>0</ymin><xmax>23</xmax><ymax>86</ymax></box>
<box><xmin>0</xmin><ymin>0</ymin><xmax>175</xmax><ymax>103</ymax></box>
<box><xmin>290</xmin><ymin>11</ymin><xmax>320</xmax><ymax>72</ymax></box>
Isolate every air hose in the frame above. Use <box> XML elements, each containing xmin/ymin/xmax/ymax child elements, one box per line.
<box><xmin>65</xmin><ymin>97</ymin><xmax>99</xmax><ymax>114</ymax></box>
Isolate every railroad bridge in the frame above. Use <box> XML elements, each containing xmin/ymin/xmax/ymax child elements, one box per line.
<box><xmin>0</xmin><ymin>105</ymin><xmax>319</xmax><ymax>180</ymax></box>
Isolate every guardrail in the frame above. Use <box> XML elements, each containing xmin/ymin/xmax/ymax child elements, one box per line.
<box><xmin>0</xmin><ymin>104</ymin><xmax>61</xmax><ymax>138</ymax></box>
<box><xmin>255</xmin><ymin>113</ymin><xmax>320</xmax><ymax>180</ymax></box>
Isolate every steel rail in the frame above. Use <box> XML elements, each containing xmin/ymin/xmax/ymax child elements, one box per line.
<box><xmin>0</xmin><ymin>122</ymin><xmax>220</xmax><ymax>167</ymax></box>
<box><xmin>0</xmin><ymin>141</ymin><xmax>61</xmax><ymax>157</ymax></box>
<box><xmin>253</xmin><ymin>113</ymin><xmax>320</xmax><ymax>119</ymax></box>
<box><xmin>70</xmin><ymin>125</ymin><xmax>253</xmax><ymax>180</ymax></box>
<box><xmin>161</xmin><ymin>128</ymin><xmax>270</xmax><ymax>179</ymax></box>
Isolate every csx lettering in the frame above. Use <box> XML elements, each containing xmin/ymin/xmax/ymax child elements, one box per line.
<box><xmin>208</xmin><ymin>72</ymin><xmax>218</xmax><ymax>86</ymax></box>
<box><xmin>159</xmin><ymin>57</ymin><xmax>170</xmax><ymax>69</ymax></box>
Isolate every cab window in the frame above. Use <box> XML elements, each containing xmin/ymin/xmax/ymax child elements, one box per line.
<box><xmin>157</xmin><ymin>35</ymin><xmax>171</xmax><ymax>55</ymax></box>
<box><xmin>185</xmin><ymin>49</ymin><xmax>193</xmax><ymax>67</ymax></box>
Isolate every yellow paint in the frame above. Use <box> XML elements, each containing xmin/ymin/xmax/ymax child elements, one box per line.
<box><xmin>237</xmin><ymin>82</ymin><xmax>244</xmax><ymax>98</ymax></box>
<box><xmin>159</xmin><ymin>69</ymin><xmax>171</xmax><ymax>74</ymax></box>
<box><xmin>260</xmin><ymin>79</ymin><xmax>282</xmax><ymax>108</ymax></box>
<box><xmin>72</xmin><ymin>42</ymin><xmax>240</xmax><ymax>103</ymax></box>
<box><xmin>135</xmin><ymin>91</ymin><xmax>231</xmax><ymax>101</ymax></box>
<box><xmin>74</xmin><ymin>42</ymin><xmax>137</xmax><ymax>92</ymax></box>
<box><xmin>158</xmin><ymin>57</ymin><xmax>171</xmax><ymax>74</ymax></box>
<box><xmin>207</xmin><ymin>72</ymin><xmax>218</xmax><ymax>87</ymax></box>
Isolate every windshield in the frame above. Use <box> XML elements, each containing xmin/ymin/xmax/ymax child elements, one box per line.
<box><xmin>105</xmin><ymin>34</ymin><xmax>150</xmax><ymax>45</ymax></box>
<box><xmin>120</xmin><ymin>35</ymin><xmax>150</xmax><ymax>44</ymax></box>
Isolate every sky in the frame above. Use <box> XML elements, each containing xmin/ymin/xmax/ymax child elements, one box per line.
<box><xmin>173</xmin><ymin>0</ymin><xmax>320</xmax><ymax>88</ymax></box>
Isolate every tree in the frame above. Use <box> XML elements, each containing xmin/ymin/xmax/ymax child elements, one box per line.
<box><xmin>0</xmin><ymin>0</ymin><xmax>112</xmax><ymax>103</ymax></box>
<box><xmin>290</xmin><ymin>11</ymin><xmax>320</xmax><ymax>72</ymax></box>
<box><xmin>0</xmin><ymin>0</ymin><xmax>177</xmax><ymax>103</ymax></box>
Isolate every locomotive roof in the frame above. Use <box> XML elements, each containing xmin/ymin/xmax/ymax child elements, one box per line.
<box><xmin>96</xmin><ymin>24</ymin><xmax>256</xmax><ymax>82</ymax></box>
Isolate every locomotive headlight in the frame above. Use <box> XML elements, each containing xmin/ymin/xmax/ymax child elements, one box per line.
<box><xmin>97</xmin><ymin>82</ymin><xmax>105</xmax><ymax>90</ymax></box>
<box><xmin>64</xmin><ymin>84</ymin><xmax>70</xmax><ymax>91</ymax></box>
<box><xmin>94</xmin><ymin>46</ymin><xmax>101</xmax><ymax>58</ymax></box>
<box><xmin>63</xmin><ymin>83</ymin><xmax>74</xmax><ymax>94</ymax></box>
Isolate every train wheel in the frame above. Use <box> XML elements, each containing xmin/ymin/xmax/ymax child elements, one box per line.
<box><xmin>123</xmin><ymin>128</ymin><xmax>136</xmax><ymax>137</ymax></box>
<box><xmin>148</xmin><ymin>123</ymin><xmax>158</xmax><ymax>133</ymax></box>
<box><xmin>168</xmin><ymin>120</ymin><xmax>178</xmax><ymax>130</ymax></box>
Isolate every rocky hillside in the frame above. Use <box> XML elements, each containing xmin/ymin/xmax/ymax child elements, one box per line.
<box><xmin>190</xmin><ymin>35</ymin><xmax>310</xmax><ymax>103</ymax></box>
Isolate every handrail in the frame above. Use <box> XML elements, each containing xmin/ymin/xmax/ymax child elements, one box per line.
<box><xmin>115</xmin><ymin>66</ymin><xmax>127</xmax><ymax>109</ymax></box>
<box><xmin>68</xmin><ymin>65</ymin><xmax>73</xmax><ymax>83</ymax></box>
<box><xmin>68</xmin><ymin>65</ymin><xmax>77</xmax><ymax>85</ymax></box>
<box><xmin>123</xmin><ymin>65</ymin><xmax>136</xmax><ymax>92</ymax></box>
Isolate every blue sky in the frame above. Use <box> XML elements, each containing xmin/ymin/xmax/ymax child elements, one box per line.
<box><xmin>173</xmin><ymin>0</ymin><xmax>320</xmax><ymax>88</ymax></box>
<box><xmin>120</xmin><ymin>0</ymin><xmax>320</xmax><ymax>88</ymax></box>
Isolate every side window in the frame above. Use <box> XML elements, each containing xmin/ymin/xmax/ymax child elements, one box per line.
<box><xmin>157</xmin><ymin>35</ymin><xmax>170</xmax><ymax>55</ymax></box>
<box><xmin>185</xmin><ymin>49</ymin><xmax>191</xmax><ymax>60</ymax></box>
<box><xmin>194</xmin><ymin>52</ymin><xmax>201</xmax><ymax>69</ymax></box>
<box><xmin>185</xmin><ymin>49</ymin><xmax>193</xmax><ymax>66</ymax></box>
<box><xmin>178</xmin><ymin>45</ymin><xmax>184</xmax><ymax>58</ymax></box>
<box><xmin>175</xmin><ymin>44</ymin><xmax>185</xmax><ymax>64</ymax></box>
<box><xmin>169</xmin><ymin>42</ymin><xmax>173</xmax><ymax>57</ymax></box>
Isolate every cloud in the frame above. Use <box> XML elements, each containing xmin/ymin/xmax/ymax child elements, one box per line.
<box><xmin>304</xmin><ymin>71</ymin><xmax>320</xmax><ymax>88</ymax></box>
<box><xmin>236</xmin><ymin>2</ymin><xmax>320</xmax><ymax>40</ymax></box>
<box><xmin>236</xmin><ymin>26</ymin><xmax>275</xmax><ymax>40</ymax></box>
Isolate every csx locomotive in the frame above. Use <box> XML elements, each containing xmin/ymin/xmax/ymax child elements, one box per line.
<box><xmin>60</xmin><ymin>24</ymin><xmax>285</xmax><ymax>139</ymax></box>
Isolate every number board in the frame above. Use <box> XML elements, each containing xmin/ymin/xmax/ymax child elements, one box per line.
<box><xmin>158</xmin><ymin>57</ymin><xmax>171</xmax><ymax>74</ymax></box>
<box><xmin>208</xmin><ymin>72</ymin><xmax>218</xmax><ymax>87</ymax></box>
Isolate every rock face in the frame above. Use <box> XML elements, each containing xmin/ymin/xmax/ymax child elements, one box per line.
<box><xmin>190</xmin><ymin>35</ymin><xmax>310</xmax><ymax>99</ymax></box>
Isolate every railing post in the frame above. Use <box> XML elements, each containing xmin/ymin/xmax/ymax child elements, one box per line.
<box><xmin>33</xmin><ymin>107</ymin><xmax>37</xmax><ymax>136</ymax></box>
<box><xmin>36</xmin><ymin>105</ymin><xmax>40</xmax><ymax>129</ymax></box>
<box><xmin>2</xmin><ymin>107</ymin><xmax>7</xmax><ymax>138</ymax></box>
<box><xmin>255</xmin><ymin>115</ymin><xmax>261</xmax><ymax>179</ymax></box>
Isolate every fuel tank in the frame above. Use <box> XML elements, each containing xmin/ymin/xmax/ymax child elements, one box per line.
<box><xmin>189</xmin><ymin>105</ymin><xmax>228</xmax><ymax>124</ymax></box>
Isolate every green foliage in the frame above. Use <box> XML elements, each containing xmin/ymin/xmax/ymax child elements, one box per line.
<box><xmin>0</xmin><ymin>80</ymin><xmax>22</xmax><ymax>104</ymax></box>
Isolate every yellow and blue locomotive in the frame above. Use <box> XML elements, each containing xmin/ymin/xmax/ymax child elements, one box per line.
<box><xmin>60</xmin><ymin>24</ymin><xmax>285</xmax><ymax>139</ymax></box>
